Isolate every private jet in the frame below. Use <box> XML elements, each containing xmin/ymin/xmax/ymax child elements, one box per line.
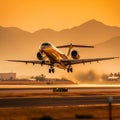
<box><xmin>8</xmin><ymin>42</ymin><xmax>118</xmax><ymax>73</ymax></box>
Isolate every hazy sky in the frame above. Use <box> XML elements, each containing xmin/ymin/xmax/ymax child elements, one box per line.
<box><xmin>0</xmin><ymin>0</ymin><xmax>120</xmax><ymax>32</ymax></box>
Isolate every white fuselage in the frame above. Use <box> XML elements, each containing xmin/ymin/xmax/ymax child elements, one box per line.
<box><xmin>40</xmin><ymin>43</ymin><xmax>68</xmax><ymax>69</ymax></box>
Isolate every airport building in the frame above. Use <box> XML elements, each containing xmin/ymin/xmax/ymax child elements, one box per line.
<box><xmin>0</xmin><ymin>73</ymin><xmax>16</xmax><ymax>80</ymax></box>
<box><xmin>106</xmin><ymin>72</ymin><xmax>120</xmax><ymax>81</ymax></box>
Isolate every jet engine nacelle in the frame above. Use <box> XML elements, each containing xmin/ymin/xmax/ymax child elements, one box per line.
<box><xmin>71</xmin><ymin>50</ymin><xmax>80</xmax><ymax>59</ymax></box>
<box><xmin>37</xmin><ymin>52</ymin><xmax>43</xmax><ymax>60</ymax></box>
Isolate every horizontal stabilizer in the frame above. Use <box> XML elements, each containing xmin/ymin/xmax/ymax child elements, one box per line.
<box><xmin>56</xmin><ymin>43</ymin><xmax>94</xmax><ymax>48</ymax></box>
<box><xmin>57</xmin><ymin>43</ymin><xmax>94</xmax><ymax>56</ymax></box>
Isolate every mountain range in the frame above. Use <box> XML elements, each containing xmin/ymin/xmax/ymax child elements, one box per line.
<box><xmin>0</xmin><ymin>19</ymin><xmax>120</xmax><ymax>77</ymax></box>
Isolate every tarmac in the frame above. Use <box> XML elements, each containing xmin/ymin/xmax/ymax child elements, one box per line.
<box><xmin>0</xmin><ymin>84</ymin><xmax>120</xmax><ymax>108</ymax></box>
<box><xmin>0</xmin><ymin>95</ymin><xmax>120</xmax><ymax>108</ymax></box>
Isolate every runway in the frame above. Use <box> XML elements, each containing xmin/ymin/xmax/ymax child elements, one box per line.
<box><xmin>0</xmin><ymin>84</ymin><xmax>120</xmax><ymax>108</ymax></box>
<box><xmin>0</xmin><ymin>96</ymin><xmax>120</xmax><ymax>108</ymax></box>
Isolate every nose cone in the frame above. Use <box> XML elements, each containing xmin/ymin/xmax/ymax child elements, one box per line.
<box><xmin>40</xmin><ymin>42</ymin><xmax>52</xmax><ymax>49</ymax></box>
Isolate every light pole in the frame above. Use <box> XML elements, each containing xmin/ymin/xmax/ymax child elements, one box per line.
<box><xmin>107</xmin><ymin>97</ymin><xmax>113</xmax><ymax>120</ymax></box>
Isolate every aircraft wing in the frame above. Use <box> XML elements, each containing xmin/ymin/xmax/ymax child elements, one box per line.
<box><xmin>62</xmin><ymin>57</ymin><xmax>119</xmax><ymax>65</ymax></box>
<box><xmin>7</xmin><ymin>60</ymin><xmax>50</xmax><ymax>65</ymax></box>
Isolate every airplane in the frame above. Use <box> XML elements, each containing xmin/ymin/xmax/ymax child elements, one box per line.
<box><xmin>7</xmin><ymin>42</ymin><xmax>119</xmax><ymax>73</ymax></box>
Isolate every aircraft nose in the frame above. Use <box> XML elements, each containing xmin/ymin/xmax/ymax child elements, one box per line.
<box><xmin>40</xmin><ymin>42</ymin><xmax>52</xmax><ymax>50</ymax></box>
<box><xmin>41</xmin><ymin>44</ymin><xmax>46</xmax><ymax>50</ymax></box>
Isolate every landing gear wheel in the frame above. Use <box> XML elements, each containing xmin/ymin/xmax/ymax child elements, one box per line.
<box><xmin>49</xmin><ymin>68</ymin><xmax>55</xmax><ymax>73</ymax></box>
<box><xmin>67</xmin><ymin>67</ymin><xmax>73</xmax><ymax>73</ymax></box>
<box><xmin>70</xmin><ymin>68</ymin><xmax>73</xmax><ymax>72</ymax></box>
<box><xmin>49</xmin><ymin>69</ymin><xmax>51</xmax><ymax>73</ymax></box>
<box><xmin>52</xmin><ymin>68</ymin><xmax>54</xmax><ymax>73</ymax></box>
<box><xmin>67</xmin><ymin>68</ymin><xmax>69</xmax><ymax>73</ymax></box>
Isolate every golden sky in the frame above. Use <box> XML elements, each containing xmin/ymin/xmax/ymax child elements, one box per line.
<box><xmin>0</xmin><ymin>0</ymin><xmax>120</xmax><ymax>32</ymax></box>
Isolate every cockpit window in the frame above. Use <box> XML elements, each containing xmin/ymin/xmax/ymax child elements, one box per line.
<box><xmin>42</xmin><ymin>43</ymin><xmax>51</xmax><ymax>46</ymax></box>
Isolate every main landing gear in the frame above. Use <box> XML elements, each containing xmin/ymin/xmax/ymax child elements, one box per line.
<box><xmin>67</xmin><ymin>67</ymin><xmax>73</xmax><ymax>73</ymax></box>
<box><xmin>49</xmin><ymin>67</ymin><xmax>55</xmax><ymax>73</ymax></box>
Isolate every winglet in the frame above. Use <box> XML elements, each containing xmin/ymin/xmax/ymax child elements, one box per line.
<box><xmin>114</xmin><ymin>57</ymin><xmax>119</xmax><ymax>59</ymax></box>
